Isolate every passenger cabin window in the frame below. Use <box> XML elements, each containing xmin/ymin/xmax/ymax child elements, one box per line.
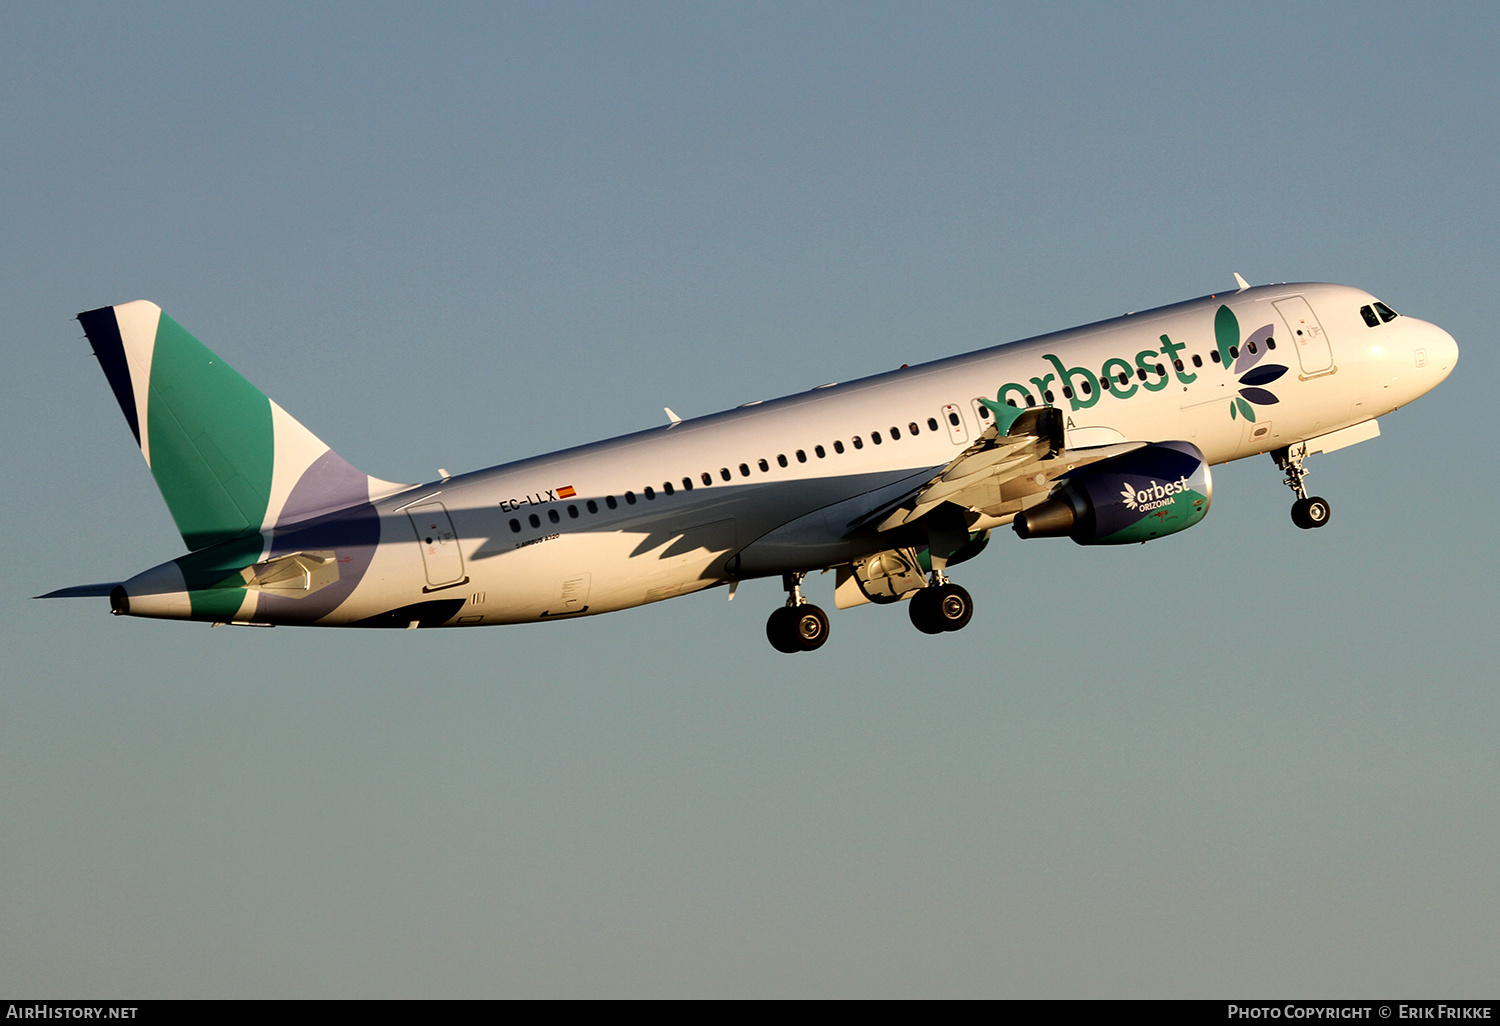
<box><xmin>568</xmin><ymin>504</ymin><xmax>579</xmax><ymax>518</ymax></box>
<box><xmin>529</xmin><ymin>513</ymin><xmax>541</xmax><ymax>528</ymax></box>
<box><xmin>644</xmin><ymin>486</ymin><xmax>655</xmax><ymax>499</ymax></box>
<box><xmin>702</xmin><ymin>472</ymin><xmax>712</xmax><ymax>486</ymax></box>
<box><xmin>796</xmin><ymin>449</ymin><xmax>807</xmax><ymax>463</ymax></box>
<box><xmin>720</xmin><ymin>468</ymin><xmax>731</xmax><ymax>481</ymax></box>
<box><xmin>606</xmin><ymin>496</ymin><xmax>618</xmax><ymax>509</ymax></box>
<box><xmin>777</xmin><ymin>454</ymin><xmax>788</xmax><ymax>467</ymax></box>
<box><xmin>510</xmin><ymin>518</ymin><xmax>521</xmax><ymax>533</ymax></box>
<box><xmin>853</xmin><ymin>436</ymin><xmax>864</xmax><ymax>449</ymax></box>
<box><xmin>758</xmin><ymin>458</ymin><xmax>769</xmax><ymax>472</ymax></box>
<box><xmin>872</xmin><ymin>431</ymin><xmax>883</xmax><ymax>444</ymax></box>
<box><xmin>587</xmin><ymin>500</ymin><xmax>599</xmax><ymax>513</ymax></box>
<box><xmin>548</xmin><ymin>509</ymin><xmax>560</xmax><ymax>523</ymax></box>
<box><xmin>739</xmin><ymin>463</ymin><xmax>750</xmax><ymax>477</ymax></box>
<box><xmin>815</xmin><ymin>445</ymin><xmax>826</xmax><ymax>458</ymax></box>
<box><xmin>834</xmin><ymin>440</ymin><xmax>845</xmax><ymax>454</ymax></box>
<box><xmin>928</xmin><ymin>417</ymin><xmax>940</xmax><ymax>431</ymax></box>
<box><xmin>625</xmin><ymin>491</ymin><xmax>636</xmax><ymax>505</ymax></box>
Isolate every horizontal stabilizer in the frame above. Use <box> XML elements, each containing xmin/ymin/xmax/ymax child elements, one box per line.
<box><xmin>34</xmin><ymin>582</ymin><xmax>121</xmax><ymax>599</ymax></box>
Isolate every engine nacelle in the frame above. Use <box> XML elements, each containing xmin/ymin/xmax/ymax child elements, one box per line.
<box><xmin>1012</xmin><ymin>440</ymin><xmax>1212</xmax><ymax>544</ymax></box>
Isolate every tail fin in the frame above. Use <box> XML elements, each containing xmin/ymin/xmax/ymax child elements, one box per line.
<box><xmin>78</xmin><ymin>301</ymin><xmax>409</xmax><ymax>551</ymax></box>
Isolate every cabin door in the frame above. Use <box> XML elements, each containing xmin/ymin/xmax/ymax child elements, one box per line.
<box><xmin>1274</xmin><ymin>296</ymin><xmax>1334</xmax><ymax>376</ymax></box>
<box><xmin>406</xmin><ymin>501</ymin><xmax>467</xmax><ymax>590</ymax></box>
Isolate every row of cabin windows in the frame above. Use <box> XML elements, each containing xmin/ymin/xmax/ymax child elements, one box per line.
<box><xmin>508</xmin><ymin>328</ymin><xmax>1300</xmax><ymax>535</ymax></box>
<box><xmin>506</xmin><ymin>330</ymin><xmax>1295</xmax><ymax>534</ymax></box>
<box><xmin>1360</xmin><ymin>302</ymin><xmax>1399</xmax><ymax>327</ymax></box>
<box><xmin>986</xmin><ymin>338</ymin><xmax>1280</xmax><ymax>408</ymax></box>
<box><xmin>507</xmin><ymin>415</ymin><xmax>950</xmax><ymax>534</ymax></box>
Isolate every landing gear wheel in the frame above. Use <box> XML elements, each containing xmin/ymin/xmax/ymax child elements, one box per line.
<box><xmin>909</xmin><ymin>589</ymin><xmax>945</xmax><ymax>635</ymax></box>
<box><xmin>766</xmin><ymin>604</ymin><xmax>830</xmax><ymax>652</ymax></box>
<box><xmin>792</xmin><ymin>604</ymin><xmax>829</xmax><ymax>650</ymax></box>
<box><xmin>1291</xmin><ymin>496</ymin><xmax>1332</xmax><ymax>530</ymax></box>
<box><xmin>909</xmin><ymin>584</ymin><xmax>974</xmax><ymax>634</ymax></box>
<box><xmin>766</xmin><ymin>607</ymin><xmax>802</xmax><ymax>652</ymax></box>
<box><xmin>933</xmin><ymin>583</ymin><xmax>974</xmax><ymax>632</ymax></box>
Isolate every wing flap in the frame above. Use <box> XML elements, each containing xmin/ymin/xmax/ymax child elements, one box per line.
<box><xmin>869</xmin><ymin>406</ymin><xmax>1065</xmax><ymax>532</ymax></box>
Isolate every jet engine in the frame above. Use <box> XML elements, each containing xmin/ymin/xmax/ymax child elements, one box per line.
<box><xmin>1012</xmin><ymin>440</ymin><xmax>1211</xmax><ymax>544</ymax></box>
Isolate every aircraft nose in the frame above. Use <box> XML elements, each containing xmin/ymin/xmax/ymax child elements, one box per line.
<box><xmin>1432</xmin><ymin>325</ymin><xmax>1459</xmax><ymax>377</ymax></box>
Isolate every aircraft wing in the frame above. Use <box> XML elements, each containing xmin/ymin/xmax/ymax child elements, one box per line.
<box><xmin>855</xmin><ymin>405</ymin><xmax>1148</xmax><ymax>534</ymax></box>
<box><xmin>838</xmin><ymin>405</ymin><xmax>1061</xmax><ymax>534</ymax></box>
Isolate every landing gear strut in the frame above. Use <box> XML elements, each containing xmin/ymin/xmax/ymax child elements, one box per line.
<box><xmin>908</xmin><ymin>571</ymin><xmax>974</xmax><ymax>635</ymax></box>
<box><xmin>766</xmin><ymin>572</ymin><xmax>830</xmax><ymax>653</ymax></box>
<box><xmin>1273</xmin><ymin>446</ymin><xmax>1332</xmax><ymax>530</ymax></box>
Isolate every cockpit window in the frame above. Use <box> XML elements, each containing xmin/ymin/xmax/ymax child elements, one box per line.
<box><xmin>1374</xmin><ymin>301</ymin><xmax>1398</xmax><ymax>323</ymax></box>
<box><xmin>1360</xmin><ymin>304</ymin><xmax>1380</xmax><ymax>327</ymax></box>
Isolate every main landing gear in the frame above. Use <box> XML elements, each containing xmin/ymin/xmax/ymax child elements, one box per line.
<box><xmin>1274</xmin><ymin>447</ymin><xmax>1332</xmax><ymax>530</ymax></box>
<box><xmin>764</xmin><ymin>570</ymin><xmax>976</xmax><ymax>652</ymax></box>
<box><xmin>766</xmin><ymin>572</ymin><xmax>830</xmax><ymax>653</ymax></box>
<box><xmin>908</xmin><ymin>573</ymin><xmax>974</xmax><ymax>636</ymax></box>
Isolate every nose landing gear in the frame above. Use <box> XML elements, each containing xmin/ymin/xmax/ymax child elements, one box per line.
<box><xmin>766</xmin><ymin>572</ymin><xmax>830</xmax><ymax>653</ymax></box>
<box><xmin>1274</xmin><ymin>447</ymin><xmax>1332</xmax><ymax>530</ymax></box>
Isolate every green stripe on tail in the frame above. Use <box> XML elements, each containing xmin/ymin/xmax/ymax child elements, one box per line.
<box><xmin>145</xmin><ymin>313</ymin><xmax>275</xmax><ymax>549</ymax></box>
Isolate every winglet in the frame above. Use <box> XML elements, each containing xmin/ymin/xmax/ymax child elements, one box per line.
<box><xmin>1233</xmin><ymin>272</ymin><xmax>1251</xmax><ymax>292</ymax></box>
<box><xmin>664</xmin><ymin>407</ymin><xmax>682</xmax><ymax>426</ymax></box>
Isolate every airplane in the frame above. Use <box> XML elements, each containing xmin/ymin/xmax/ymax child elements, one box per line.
<box><xmin>39</xmin><ymin>276</ymin><xmax>1457</xmax><ymax>652</ymax></box>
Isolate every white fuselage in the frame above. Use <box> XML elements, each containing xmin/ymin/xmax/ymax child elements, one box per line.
<box><xmin>121</xmin><ymin>282</ymin><xmax>1459</xmax><ymax>627</ymax></box>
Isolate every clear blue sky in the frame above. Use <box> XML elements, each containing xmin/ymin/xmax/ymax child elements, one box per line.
<box><xmin>3</xmin><ymin>1</ymin><xmax>1496</xmax><ymax>997</ymax></box>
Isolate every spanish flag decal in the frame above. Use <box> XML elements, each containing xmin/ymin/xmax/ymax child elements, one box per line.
<box><xmin>557</xmin><ymin>485</ymin><xmax>577</xmax><ymax>499</ymax></box>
